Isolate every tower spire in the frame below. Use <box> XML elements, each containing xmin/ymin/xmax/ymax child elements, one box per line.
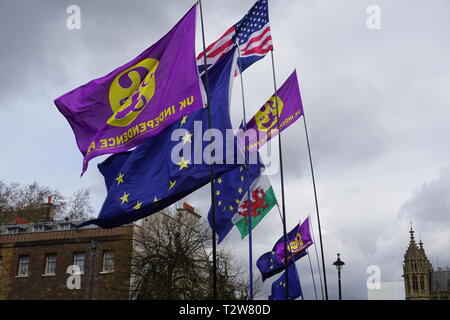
<box><xmin>409</xmin><ymin>224</ymin><xmax>415</xmax><ymax>242</ymax></box>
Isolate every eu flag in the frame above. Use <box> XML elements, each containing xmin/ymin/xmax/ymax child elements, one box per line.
<box><xmin>268</xmin><ymin>263</ymin><xmax>303</xmax><ymax>300</ymax></box>
<box><xmin>79</xmin><ymin>48</ymin><xmax>239</xmax><ymax>229</ymax></box>
<box><xmin>257</xmin><ymin>217</ymin><xmax>313</xmax><ymax>281</ymax></box>
<box><xmin>208</xmin><ymin>159</ymin><xmax>264</xmax><ymax>243</ymax></box>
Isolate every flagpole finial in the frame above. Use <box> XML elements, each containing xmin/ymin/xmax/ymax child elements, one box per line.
<box><xmin>419</xmin><ymin>233</ymin><xmax>424</xmax><ymax>248</ymax></box>
<box><xmin>409</xmin><ymin>224</ymin><xmax>415</xmax><ymax>241</ymax></box>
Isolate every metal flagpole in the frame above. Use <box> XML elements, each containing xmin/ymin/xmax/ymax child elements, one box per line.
<box><xmin>306</xmin><ymin>249</ymin><xmax>318</xmax><ymax>300</ymax></box>
<box><xmin>235</xmin><ymin>40</ymin><xmax>254</xmax><ymax>300</ymax></box>
<box><xmin>198</xmin><ymin>0</ymin><xmax>218</xmax><ymax>300</ymax></box>
<box><xmin>270</xmin><ymin>49</ymin><xmax>290</xmax><ymax>300</ymax></box>
<box><xmin>302</xmin><ymin>114</ymin><xmax>328</xmax><ymax>300</ymax></box>
<box><xmin>308</xmin><ymin>214</ymin><xmax>324</xmax><ymax>299</ymax></box>
<box><xmin>295</xmin><ymin>215</ymin><xmax>318</xmax><ymax>299</ymax></box>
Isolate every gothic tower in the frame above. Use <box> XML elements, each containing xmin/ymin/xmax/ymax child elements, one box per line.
<box><xmin>402</xmin><ymin>227</ymin><xmax>433</xmax><ymax>300</ymax></box>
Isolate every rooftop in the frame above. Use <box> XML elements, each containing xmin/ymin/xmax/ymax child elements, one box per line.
<box><xmin>0</xmin><ymin>220</ymin><xmax>98</xmax><ymax>235</ymax></box>
<box><xmin>431</xmin><ymin>267</ymin><xmax>450</xmax><ymax>292</ymax></box>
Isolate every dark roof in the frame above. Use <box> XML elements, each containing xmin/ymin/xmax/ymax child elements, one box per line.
<box><xmin>431</xmin><ymin>267</ymin><xmax>450</xmax><ymax>292</ymax></box>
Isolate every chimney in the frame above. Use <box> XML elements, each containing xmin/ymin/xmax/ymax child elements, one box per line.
<box><xmin>182</xmin><ymin>202</ymin><xmax>195</xmax><ymax>213</ymax></box>
<box><xmin>43</xmin><ymin>195</ymin><xmax>56</xmax><ymax>222</ymax></box>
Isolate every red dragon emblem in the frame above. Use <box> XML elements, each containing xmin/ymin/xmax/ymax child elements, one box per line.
<box><xmin>238</xmin><ymin>187</ymin><xmax>268</xmax><ymax>224</ymax></box>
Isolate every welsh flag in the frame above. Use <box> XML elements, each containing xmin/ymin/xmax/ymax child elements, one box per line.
<box><xmin>232</xmin><ymin>175</ymin><xmax>277</xmax><ymax>238</ymax></box>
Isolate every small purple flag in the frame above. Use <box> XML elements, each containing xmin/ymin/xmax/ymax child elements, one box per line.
<box><xmin>237</xmin><ymin>70</ymin><xmax>303</xmax><ymax>152</ymax></box>
<box><xmin>256</xmin><ymin>217</ymin><xmax>313</xmax><ymax>281</ymax></box>
<box><xmin>54</xmin><ymin>6</ymin><xmax>203</xmax><ymax>174</ymax></box>
<box><xmin>274</xmin><ymin>217</ymin><xmax>312</xmax><ymax>264</ymax></box>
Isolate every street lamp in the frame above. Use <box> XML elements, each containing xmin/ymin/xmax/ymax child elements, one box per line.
<box><xmin>332</xmin><ymin>253</ymin><xmax>345</xmax><ymax>300</ymax></box>
<box><xmin>88</xmin><ymin>240</ymin><xmax>98</xmax><ymax>300</ymax></box>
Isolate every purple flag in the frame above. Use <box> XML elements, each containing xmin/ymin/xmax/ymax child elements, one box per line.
<box><xmin>237</xmin><ymin>70</ymin><xmax>303</xmax><ymax>152</ymax></box>
<box><xmin>54</xmin><ymin>6</ymin><xmax>203</xmax><ymax>174</ymax></box>
<box><xmin>256</xmin><ymin>217</ymin><xmax>313</xmax><ymax>281</ymax></box>
<box><xmin>274</xmin><ymin>217</ymin><xmax>313</xmax><ymax>264</ymax></box>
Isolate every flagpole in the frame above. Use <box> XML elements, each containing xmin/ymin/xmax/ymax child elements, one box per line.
<box><xmin>235</xmin><ymin>40</ymin><xmax>254</xmax><ymax>300</ymax></box>
<box><xmin>295</xmin><ymin>216</ymin><xmax>318</xmax><ymax>299</ymax></box>
<box><xmin>306</xmin><ymin>250</ymin><xmax>318</xmax><ymax>300</ymax></box>
<box><xmin>198</xmin><ymin>0</ymin><xmax>218</xmax><ymax>300</ymax></box>
<box><xmin>308</xmin><ymin>214</ymin><xmax>324</xmax><ymax>299</ymax></box>
<box><xmin>302</xmin><ymin>115</ymin><xmax>328</xmax><ymax>300</ymax></box>
<box><xmin>269</xmin><ymin>49</ymin><xmax>290</xmax><ymax>300</ymax></box>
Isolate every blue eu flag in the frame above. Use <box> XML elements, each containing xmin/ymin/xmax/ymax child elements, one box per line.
<box><xmin>79</xmin><ymin>48</ymin><xmax>239</xmax><ymax>229</ymax></box>
<box><xmin>208</xmin><ymin>159</ymin><xmax>264</xmax><ymax>243</ymax></box>
<box><xmin>268</xmin><ymin>263</ymin><xmax>303</xmax><ymax>300</ymax></box>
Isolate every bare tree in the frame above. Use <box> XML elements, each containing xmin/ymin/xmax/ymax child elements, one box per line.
<box><xmin>130</xmin><ymin>207</ymin><xmax>256</xmax><ymax>300</ymax></box>
<box><xmin>55</xmin><ymin>189</ymin><xmax>94</xmax><ymax>221</ymax></box>
<box><xmin>0</xmin><ymin>180</ymin><xmax>93</xmax><ymax>224</ymax></box>
<box><xmin>214</xmin><ymin>247</ymin><xmax>264</xmax><ymax>300</ymax></box>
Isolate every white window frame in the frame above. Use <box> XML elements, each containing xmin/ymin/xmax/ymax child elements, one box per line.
<box><xmin>102</xmin><ymin>250</ymin><xmax>115</xmax><ymax>273</ymax></box>
<box><xmin>59</xmin><ymin>224</ymin><xmax>71</xmax><ymax>231</ymax></box>
<box><xmin>17</xmin><ymin>255</ymin><xmax>30</xmax><ymax>277</ymax></box>
<box><xmin>44</xmin><ymin>253</ymin><xmax>57</xmax><ymax>275</ymax></box>
<box><xmin>8</xmin><ymin>227</ymin><xmax>22</xmax><ymax>234</ymax></box>
<box><xmin>73</xmin><ymin>252</ymin><xmax>85</xmax><ymax>274</ymax></box>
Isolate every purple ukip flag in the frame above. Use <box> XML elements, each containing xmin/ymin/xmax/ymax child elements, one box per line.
<box><xmin>237</xmin><ymin>70</ymin><xmax>303</xmax><ymax>152</ymax></box>
<box><xmin>54</xmin><ymin>6</ymin><xmax>203</xmax><ymax>174</ymax></box>
<box><xmin>256</xmin><ymin>217</ymin><xmax>313</xmax><ymax>281</ymax></box>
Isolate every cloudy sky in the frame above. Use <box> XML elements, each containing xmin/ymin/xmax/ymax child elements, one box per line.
<box><xmin>1</xmin><ymin>0</ymin><xmax>449</xmax><ymax>300</ymax></box>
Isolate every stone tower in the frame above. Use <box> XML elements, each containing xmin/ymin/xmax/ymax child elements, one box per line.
<box><xmin>402</xmin><ymin>227</ymin><xmax>433</xmax><ymax>300</ymax></box>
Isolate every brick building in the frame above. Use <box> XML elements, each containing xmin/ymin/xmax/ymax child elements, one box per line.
<box><xmin>0</xmin><ymin>221</ymin><xmax>134</xmax><ymax>300</ymax></box>
<box><xmin>0</xmin><ymin>201</ymin><xmax>201</xmax><ymax>300</ymax></box>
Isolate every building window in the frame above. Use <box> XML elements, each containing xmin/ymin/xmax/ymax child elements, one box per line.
<box><xmin>33</xmin><ymin>224</ymin><xmax>51</xmax><ymax>232</ymax></box>
<box><xmin>59</xmin><ymin>224</ymin><xmax>70</xmax><ymax>231</ymax></box>
<box><xmin>59</xmin><ymin>223</ymin><xmax>75</xmax><ymax>231</ymax></box>
<box><xmin>412</xmin><ymin>275</ymin><xmax>418</xmax><ymax>291</ymax></box>
<box><xmin>73</xmin><ymin>252</ymin><xmax>85</xmax><ymax>274</ymax></box>
<box><xmin>102</xmin><ymin>251</ymin><xmax>115</xmax><ymax>273</ymax></box>
<box><xmin>420</xmin><ymin>275</ymin><xmax>425</xmax><ymax>290</ymax></box>
<box><xmin>44</xmin><ymin>254</ymin><xmax>57</xmax><ymax>275</ymax></box>
<box><xmin>18</xmin><ymin>255</ymin><xmax>30</xmax><ymax>277</ymax></box>
<box><xmin>8</xmin><ymin>227</ymin><xmax>24</xmax><ymax>234</ymax></box>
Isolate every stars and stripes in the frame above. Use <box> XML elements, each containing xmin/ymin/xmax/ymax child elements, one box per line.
<box><xmin>197</xmin><ymin>0</ymin><xmax>273</xmax><ymax>74</ymax></box>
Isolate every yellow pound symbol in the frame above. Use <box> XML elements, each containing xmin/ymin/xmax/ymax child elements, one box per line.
<box><xmin>289</xmin><ymin>233</ymin><xmax>304</xmax><ymax>254</ymax></box>
<box><xmin>108</xmin><ymin>58</ymin><xmax>159</xmax><ymax>127</ymax></box>
<box><xmin>254</xmin><ymin>96</ymin><xmax>284</xmax><ymax>132</ymax></box>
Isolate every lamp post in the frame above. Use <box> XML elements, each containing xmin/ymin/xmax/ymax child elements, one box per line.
<box><xmin>88</xmin><ymin>240</ymin><xmax>97</xmax><ymax>300</ymax></box>
<box><xmin>332</xmin><ymin>253</ymin><xmax>345</xmax><ymax>300</ymax></box>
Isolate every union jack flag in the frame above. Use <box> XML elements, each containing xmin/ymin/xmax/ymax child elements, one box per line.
<box><xmin>197</xmin><ymin>0</ymin><xmax>273</xmax><ymax>74</ymax></box>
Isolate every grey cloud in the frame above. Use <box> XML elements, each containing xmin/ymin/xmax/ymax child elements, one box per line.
<box><xmin>400</xmin><ymin>167</ymin><xmax>450</xmax><ymax>227</ymax></box>
<box><xmin>1</xmin><ymin>0</ymin><xmax>450</xmax><ymax>300</ymax></box>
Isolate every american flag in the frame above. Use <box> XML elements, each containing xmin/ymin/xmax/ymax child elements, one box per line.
<box><xmin>197</xmin><ymin>0</ymin><xmax>273</xmax><ymax>74</ymax></box>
